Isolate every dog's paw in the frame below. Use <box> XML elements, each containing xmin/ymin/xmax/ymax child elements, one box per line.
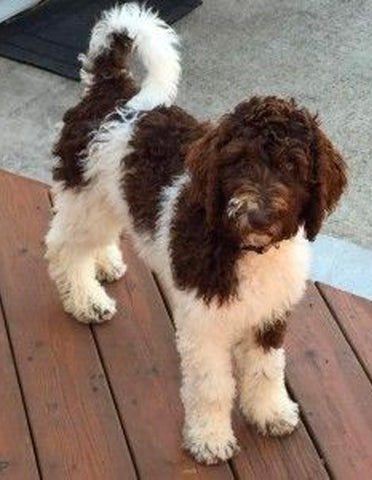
<box><xmin>86</xmin><ymin>297</ymin><xmax>117</xmax><ymax>323</ymax></box>
<box><xmin>184</xmin><ymin>427</ymin><xmax>239</xmax><ymax>465</ymax></box>
<box><xmin>96</xmin><ymin>260</ymin><xmax>127</xmax><ymax>283</ymax></box>
<box><xmin>249</xmin><ymin>398</ymin><xmax>299</xmax><ymax>437</ymax></box>
<box><xmin>95</xmin><ymin>245</ymin><xmax>126</xmax><ymax>283</ymax></box>
<box><xmin>64</xmin><ymin>288</ymin><xmax>117</xmax><ymax>324</ymax></box>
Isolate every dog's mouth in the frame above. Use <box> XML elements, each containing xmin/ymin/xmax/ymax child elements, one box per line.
<box><xmin>240</xmin><ymin>242</ymin><xmax>280</xmax><ymax>254</ymax></box>
<box><xmin>240</xmin><ymin>232</ymin><xmax>280</xmax><ymax>254</ymax></box>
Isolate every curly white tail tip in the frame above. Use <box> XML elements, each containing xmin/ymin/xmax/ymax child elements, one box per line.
<box><xmin>87</xmin><ymin>2</ymin><xmax>181</xmax><ymax>110</ymax></box>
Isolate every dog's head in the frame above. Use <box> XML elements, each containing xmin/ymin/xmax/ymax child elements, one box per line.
<box><xmin>186</xmin><ymin>96</ymin><xmax>347</xmax><ymax>250</ymax></box>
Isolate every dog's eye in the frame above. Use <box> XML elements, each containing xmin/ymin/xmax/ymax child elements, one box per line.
<box><xmin>285</xmin><ymin>151</ymin><xmax>310</xmax><ymax>179</ymax></box>
<box><xmin>285</xmin><ymin>151</ymin><xmax>302</xmax><ymax>173</ymax></box>
<box><xmin>285</xmin><ymin>161</ymin><xmax>295</xmax><ymax>173</ymax></box>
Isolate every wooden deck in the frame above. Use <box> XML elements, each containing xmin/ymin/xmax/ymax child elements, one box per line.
<box><xmin>0</xmin><ymin>169</ymin><xmax>371</xmax><ymax>480</ymax></box>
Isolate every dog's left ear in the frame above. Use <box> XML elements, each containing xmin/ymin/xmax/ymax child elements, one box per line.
<box><xmin>303</xmin><ymin>123</ymin><xmax>347</xmax><ymax>240</ymax></box>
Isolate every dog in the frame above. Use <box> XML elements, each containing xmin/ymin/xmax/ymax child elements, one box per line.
<box><xmin>45</xmin><ymin>3</ymin><xmax>347</xmax><ymax>465</ymax></box>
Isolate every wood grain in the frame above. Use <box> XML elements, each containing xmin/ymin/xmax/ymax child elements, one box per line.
<box><xmin>0</xmin><ymin>171</ymin><xmax>136</xmax><ymax>480</ymax></box>
<box><xmin>0</xmin><ymin>302</ymin><xmax>40</xmax><ymax>479</ymax></box>
<box><xmin>231</xmin><ymin>412</ymin><xmax>328</xmax><ymax>480</ymax></box>
<box><xmin>317</xmin><ymin>282</ymin><xmax>372</xmax><ymax>380</ymax></box>
<box><xmin>286</xmin><ymin>283</ymin><xmax>372</xmax><ymax>479</ymax></box>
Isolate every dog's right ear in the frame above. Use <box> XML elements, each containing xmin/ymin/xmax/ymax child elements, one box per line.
<box><xmin>186</xmin><ymin>128</ymin><xmax>225</xmax><ymax>228</ymax></box>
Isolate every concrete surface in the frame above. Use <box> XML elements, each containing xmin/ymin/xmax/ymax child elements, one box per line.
<box><xmin>0</xmin><ymin>0</ymin><xmax>371</xmax><ymax>254</ymax></box>
<box><xmin>312</xmin><ymin>235</ymin><xmax>372</xmax><ymax>300</ymax></box>
<box><xmin>0</xmin><ymin>0</ymin><xmax>41</xmax><ymax>23</ymax></box>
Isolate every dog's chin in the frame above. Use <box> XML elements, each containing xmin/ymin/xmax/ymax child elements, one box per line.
<box><xmin>242</xmin><ymin>232</ymin><xmax>282</xmax><ymax>253</ymax></box>
<box><xmin>244</xmin><ymin>232</ymin><xmax>272</xmax><ymax>248</ymax></box>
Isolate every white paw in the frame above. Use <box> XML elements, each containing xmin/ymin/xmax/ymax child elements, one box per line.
<box><xmin>246</xmin><ymin>398</ymin><xmax>299</xmax><ymax>437</ymax></box>
<box><xmin>96</xmin><ymin>260</ymin><xmax>127</xmax><ymax>283</ymax></box>
<box><xmin>183</xmin><ymin>425</ymin><xmax>239</xmax><ymax>465</ymax></box>
<box><xmin>95</xmin><ymin>245</ymin><xmax>126</xmax><ymax>283</ymax></box>
<box><xmin>63</xmin><ymin>287</ymin><xmax>117</xmax><ymax>324</ymax></box>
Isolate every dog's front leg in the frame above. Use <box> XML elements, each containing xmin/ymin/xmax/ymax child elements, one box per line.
<box><xmin>177</xmin><ymin>324</ymin><xmax>239</xmax><ymax>465</ymax></box>
<box><xmin>237</xmin><ymin>319</ymin><xmax>299</xmax><ymax>436</ymax></box>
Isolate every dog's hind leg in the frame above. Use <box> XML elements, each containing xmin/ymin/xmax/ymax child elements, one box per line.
<box><xmin>45</xmin><ymin>184</ymin><xmax>124</xmax><ymax>323</ymax></box>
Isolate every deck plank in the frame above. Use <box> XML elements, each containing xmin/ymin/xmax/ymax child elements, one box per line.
<box><xmin>94</xmin><ymin>238</ymin><xmax>234</xmax><ymax>480</ymax></box>
<box><xmin>0</xmin><ymin>303</ymin><xmax>40</xmax><ymax>479</ymax></box>
<box><xmin>287</xmin><ymin>283</ymin><xmax>372</xmax><ymax>479</ymax></box>
<box><xmin>0</xmin><ymin>171</ymin><xmax>137</xmax><ymax>480</ymax></box>
<box><xmin>317</xmin><ymin>282</ymin><xmax>372</xmax><ymax>380</ymax></box>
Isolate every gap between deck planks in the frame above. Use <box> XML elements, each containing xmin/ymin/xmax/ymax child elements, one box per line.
<box><xmin>0</xmin><ymin>299</ymin><xmax>40</xmax><ymax>480</ymax></box>
<box><xmin>317</xmin><ymin>282</ymin><xmax>372</xmax><ymax>382</ymax></box>
<box><xmin>0</xmin><ymin>170</ymin><xmax>371</xmax><ymax>479</ymax></box>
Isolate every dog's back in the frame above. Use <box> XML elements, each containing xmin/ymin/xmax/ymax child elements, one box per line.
<box><xmin>122</xmin><ymin>105</ymin><xmax>207</xmax><ymax>233</ymax></box>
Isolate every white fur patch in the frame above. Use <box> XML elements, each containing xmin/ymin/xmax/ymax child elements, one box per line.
<box><xmin>81</xmin><ymin>2</ymin><xmax>181</xmax><ymax>109</ymax></box>
<box><xmin>237</xmin><ymin>346</ymin><xmax>299</xmax><ymax>436</ymax></box>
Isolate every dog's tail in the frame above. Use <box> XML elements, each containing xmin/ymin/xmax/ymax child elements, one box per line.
<box><xmin>79</xmin><ymin>2</ymin><xmax>181</xmax><ymax>110</ymax></box>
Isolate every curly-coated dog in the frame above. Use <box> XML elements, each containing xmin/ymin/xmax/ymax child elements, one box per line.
<box><xmin>46</xmin><ymin>3</ymin><xmax>347</xmax><ymax>464</ymax></box>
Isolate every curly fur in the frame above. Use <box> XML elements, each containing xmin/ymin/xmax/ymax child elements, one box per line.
<box><xmin>45</xmin><ymin>2</ymin><xmax>347</xmax><ymax>466</ymax></box>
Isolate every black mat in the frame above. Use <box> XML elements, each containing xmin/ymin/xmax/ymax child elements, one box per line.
<box><xmin>0</xmin><ymin>0</ymin><xmax>201</xmax><ymax>80</ymax></box>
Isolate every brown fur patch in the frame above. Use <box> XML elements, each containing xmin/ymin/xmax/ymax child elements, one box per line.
<box><xmin>170</xmin><ymin>186</ymin><xmax>243</xmax><ymax>305</ymax></box>
<box><xmin>122</xmin><ymin>106</ymin><xmax>209</xmax><ymax>233</ymax></box>
<box><xmin>304</xmin><ymin>122</ymin><xmax>347</xmax><ymax>239</ymax></box>
<box><xmin>53</xmin><ymin>34</ymin><xmax>137</xmax><ymax>188</ymax></box>
<box><xmin>255</xmin><ymin>318</ymin><xmax>288</xmax><ymax>350</ymax></box>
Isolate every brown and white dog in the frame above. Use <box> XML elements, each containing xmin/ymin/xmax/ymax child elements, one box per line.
<box><xmin>46</xmin><ymin>3</ymin><xmax>347</xmax><ymax>464</ymax></box>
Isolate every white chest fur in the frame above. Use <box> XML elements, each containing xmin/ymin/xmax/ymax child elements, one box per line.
<box><xmin>234</xmin><ymin>232</ymin><xmax>310</xmax><ymax>327</ymax></box>
<box><xmin>166</xmin><ymin>231</ymin><xmax>310</xmax><ymax>345</ymax></box>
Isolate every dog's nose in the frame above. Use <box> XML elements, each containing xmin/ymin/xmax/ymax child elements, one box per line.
<box><xmin>246</xmin><ymin>209</ymin><xmax>270</xmax><ymax>230</ymax></box>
